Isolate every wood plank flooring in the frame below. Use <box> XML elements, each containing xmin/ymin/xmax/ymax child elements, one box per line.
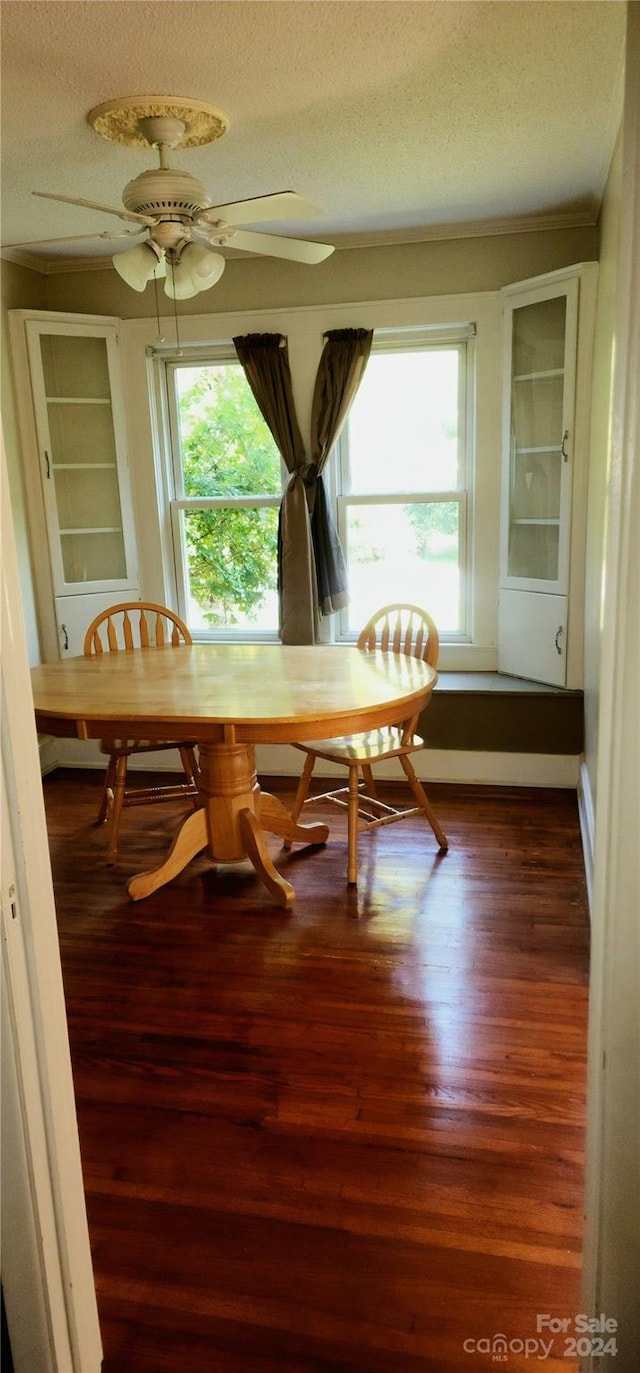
<box><xmin>43</xmin><ymin>770</ymin><xmax>590</xmax><ymax>1373</ymax></box>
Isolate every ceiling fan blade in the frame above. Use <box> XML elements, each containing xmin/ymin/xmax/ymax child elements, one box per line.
<box><xmin>3</xmin><ymin>229</ymin><xmax>145</xmax><ymax>249</ymax></box>
<box><xmin>197</xmin><ymin>190</ymin><xmax>320</xmax><ymax>227</ymax></box>
<box><xmin>224</xmin><ymin>228</ymin><xmax>334</xmax><ymax>264</ymax></box>
<box><xmin>33</xmin><ymin>191</ymin><xmax>156</xmax><ymax>227</ymax></box>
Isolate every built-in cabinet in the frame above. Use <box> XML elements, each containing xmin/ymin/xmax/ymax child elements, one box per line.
<box><xmin>498</xmin><ymin>264</ymin><xmax>597</xmax><ymax>686</ymax></box>
<box><xmin>9</xmin><ymin>312</ymin><xmax>139</xmax><ymax>659</ymax></box>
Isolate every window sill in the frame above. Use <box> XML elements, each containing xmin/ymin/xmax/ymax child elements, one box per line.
<box><xmin>435</xmin><ymin>671</ymin><xmax>582</xmax><ymax>697</ymax></box>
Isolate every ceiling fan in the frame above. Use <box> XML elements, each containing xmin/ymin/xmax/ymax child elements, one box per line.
<box><xmin>31</xmin><ymin>96</ymin><xmax>335</xmax><ymax>298</ymax></box>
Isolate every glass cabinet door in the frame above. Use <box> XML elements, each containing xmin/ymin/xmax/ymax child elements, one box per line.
<box><xmin>503</xmin><ymin>280</ymin><xmax>578</xmax><ymax>594</ymax></box>
<box><xmin>26</xmin><ymin>322</ymin><xmax>137</xmax><ymax>595</ymax></box>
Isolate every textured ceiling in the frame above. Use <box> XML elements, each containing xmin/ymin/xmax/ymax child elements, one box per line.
<box><xmin>0</xmin><ymin>0</ymin><xmax>626</xmax><ymax>269</ymax></box>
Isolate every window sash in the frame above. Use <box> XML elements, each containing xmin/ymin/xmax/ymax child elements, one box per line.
<box><xmin>335</xmin><ymin>336</ymin><xmax>471</xmax><ymax>641</ymax></box>
<box><xmin>164</xmin><ymin>354</ymin><xmax>286</xmax><ymax>637</ymax></box>
<box><xmin>169</xmin><ymin>501</ymin><xmax>281</xmax><ymax>641</ymax></box>
<box><xmin>165</xmin><ymin>354</ymin><xmax>286</xmax><ymax>502</ymax></box>
<box><xmin>336</xmin><ymin>492</ymin><xmax>468</xmax><ymax>641</ymax></box>
<box><xmin>339</xmin><ymin>341</ymin><xmax>468</xmax><ymax>498</ymax></box>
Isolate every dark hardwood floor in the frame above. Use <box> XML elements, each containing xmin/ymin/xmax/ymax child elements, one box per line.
<box><xmin>44</xmin><ymin>769</ymin><xmax>590</xmax><ymax>1373</ymax></box>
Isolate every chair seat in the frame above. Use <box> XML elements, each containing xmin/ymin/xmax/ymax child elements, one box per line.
<box><xmin>294</xmin><ymin>726</ymin><xmax>424</xmax><ymax>764</ymax></box>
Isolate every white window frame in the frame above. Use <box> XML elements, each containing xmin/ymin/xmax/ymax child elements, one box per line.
<box><xmin>163</xmin><ymin>345</ymin><xmax>286</xmax><ymax>641</ymax></box>
<box><xmin>334</xmin><ymin>325</ymin><xmax>475</xmax><ymax>643</ymax></box>
<box><xmin>130</xmin><ymin>294</ymin><xmax>498</xmax><ymax>669</ymax></box>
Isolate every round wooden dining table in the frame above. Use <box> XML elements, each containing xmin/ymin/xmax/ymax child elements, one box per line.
<box><xmin>31</xmin><ymin>643</ymin><xmax>438</xmax><ymax>908</ymax></box>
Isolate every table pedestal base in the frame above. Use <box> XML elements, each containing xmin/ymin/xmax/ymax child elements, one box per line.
<box><xmin>127</xmin><ymin>742</ymin><xmax>328</xmax><ymax>907</ymax></box>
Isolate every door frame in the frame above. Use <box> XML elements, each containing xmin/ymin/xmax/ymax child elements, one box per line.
<box><xmin>582</xmin><ymin>2</ymin><xmax>640</xmax><ymax>1362</ymax></box>
<box><xmin>1</xmin><ymin>439</ymin><xmax>102</xmax><ymax>1372</ymax></box>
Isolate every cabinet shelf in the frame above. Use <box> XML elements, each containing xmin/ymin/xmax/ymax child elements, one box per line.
<box><xmin>60</xmin><ymin>526</ymin><xmax>122</xmax><ymax>535</ymax></box>
<box><xmin>52</xmin><ymin>463</ymin><xmax>117</xmax><ymax>471</ymax></box>
<box><xmin>513</xmin><ymin>368</ymin><xmax>564</xmax><ymax>382</ymax></box>
<box><xmin>511</xmin><ymin>518</ymin><xmax>560</xmax><ymax>526</ymax></box>
<box><xmin>46</xmin><ymin>397</ymin><xmax>111</xmax><ymax>406</ymax></box>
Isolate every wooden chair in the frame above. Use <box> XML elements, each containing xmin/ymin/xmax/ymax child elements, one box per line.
<box><xmin>286</xmin><ymin>604</ymin><xmax>448</xmax><ymax>884</ymax></box>
<box><xmin>83</xmin><ymin>601</ymin><xmax>200</xmax><ymax>863</ymax></box>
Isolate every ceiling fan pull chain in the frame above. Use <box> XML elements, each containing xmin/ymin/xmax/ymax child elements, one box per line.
<box><xmin>168</xmin><ymin>258</ymin><xmax>183</xmax><ymax>355</ymax></box>
<box><xmin>152</xmin><ymin>269</ymin><xmax>165</xmax><ymax>343</ymax></box>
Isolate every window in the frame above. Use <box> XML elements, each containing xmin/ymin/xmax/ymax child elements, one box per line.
<box><xmin>159</xmin><ymin>323</ymin><xmax>475</xmax><ymax>648</ymax></box>
<box><xmin>166</xmin><ymin>354</ymin><xmax>284</xmax><ymax>637</ymax></box>
<box><xmin>336</xmin><ymin>330</ymin><xmax>472</xmax><ymax>640</ymax></box>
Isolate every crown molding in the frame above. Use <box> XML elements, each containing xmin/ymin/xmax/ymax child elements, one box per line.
<box><xmin>1</xmin><ymin>206</ymin><xmax>599</xmax><ymax>276</ymax></box>
<box><xmin>1</xmin><ymin>246</ymin><xmax>51</xmax><ymax>273</ymax></box>
<box><xmin>329</xmin><ymin>207</ymin><xmax>598</xmax><ymax>250</ymax></box>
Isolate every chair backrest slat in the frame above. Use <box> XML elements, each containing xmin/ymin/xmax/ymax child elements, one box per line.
<box><xmin>357</xmin><ymin>603</ymin><xmax>439</xmax><ymax>668</ymax></box>
<box><xmin>122</xmin><ymin>610</ymin><xmax>134</xmax><ymax>650</ymax></box>
<box><xmin>84</xmin><ymin>601</ymin><xmax>193</xmax><ymax>658</ymax></box>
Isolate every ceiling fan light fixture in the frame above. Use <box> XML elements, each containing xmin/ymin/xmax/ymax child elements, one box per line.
<box><xmin>184</xmin><ymin>243</ymin><xmax>226</xmax><ymax>290</ymax></box>
<box><xmin>164</xmin><ymin>258</ymin><xmax>198</xmax><ymax>299</ymax></box>
<box><xmin>113</xmin><ymin>239</ymin><xmax>163</xmax><ymax>290</ymax></box>
<box><xmin>164</xmin><ymin>243</ymin><xmax>226</xmax><ymax>298</ymax></box>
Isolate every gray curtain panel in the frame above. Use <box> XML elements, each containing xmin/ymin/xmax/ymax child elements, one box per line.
<box><xmin>310</xmin><ymin>328</ymin><xmax>373</xmax><ymax>614</ymax></box>
<box><xmin>233</xmin><ymin>332</ymin><xmax>317</xmax><ymax>643</ymax></box>
<box><xmin>233</xmin><ymin>327</ymin><xmax>373</xmax><ymax>643</ymax></box>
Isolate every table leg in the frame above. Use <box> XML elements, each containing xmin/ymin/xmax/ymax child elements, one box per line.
<box><xmin>259</xmin><ymin>791</ymin><xmax>329</xmax><ymax>847</ymax></box>
<box><xmin>128</xmin><ymin>808</ymin><xmax>208</xmax><ymax>902</ymax></box>
<box><xmin>127</xmin><ymin>741</ymin><xmax>327</xmax><ymax>906</ymax></box>
<box><xmin>239</xmin><ymin>809</ymin><xmax>295</xmax><ymax>910</ymax></box>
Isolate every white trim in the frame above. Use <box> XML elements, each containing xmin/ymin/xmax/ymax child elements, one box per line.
<box><xmin>582</xmin><ymin>4</ymin><xmax>640</xmax><ymax>1356</ymax></box>
<box><xmin>577</xmin><ymin>759</ymin><xmax>595</xmax><ymax>913</ymax></box>
<box><xmin>121</xmin><ymin>289</ymin><xmax>502</xmax><ymax>667</ymax></box>
<box><xmin>1</xmin><ymin>440</ymin><xmax>102</xmax><ymax>1372</ymax></box>
<box><xmin>256</xmin><ymin>745</ymin><xmax>580</xmax><ymax>789</ymax></box>
<box><xmin>38</xmin><ymin>735</ymin><xmax>59</xmax><ymax>775</ymax></box>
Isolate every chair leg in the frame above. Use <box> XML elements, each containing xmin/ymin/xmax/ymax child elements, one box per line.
<box><xmin>179</xmin><ymin>745</ymin><xmax>201</xmax><ymax>808</ymax></box>
<box><xmin>105</xmin><ymin>755</ymin><xmax>128</xmax><ymax>864</ymax></box>
<box><xmin>347</xmin><ymin>765</ymin><xmax>360</xmax><ymax>885</ymax></box>
<box><xmin>97</xmin><ymin>753</ymin><xmax>117</xmax><ymax>825</ymax></box>
<box><xmin>400</xmin><ymin>754</ymin><xmax>448</xmax><ymax>851</ymax></box>
<box><xmin>361</xmin><ymin>764</ymin><xmax>377</xmax><ymax>800</ymax></box>
<box><xmin>283</xmin><ymin>753</ymin><xmax>317</xmax><ymax>849</ymax></box>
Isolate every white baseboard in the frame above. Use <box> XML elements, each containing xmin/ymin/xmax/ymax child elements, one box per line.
<box><xmin>48</xmin><ymin>738</ymin><xmax>580</xmax><ymax>789</ymax></box>
<box><xmin>37</xmin><ymin>735</ymin><xmax>60</xmax><ymax>775</ymax></box>
<box><xmin>257</xmin><ymin>746</ymin><xmax>580</xmax><ymax>787</ymax></box>
<box><xmin>577</xmin><ymin>758</ymin><xmax>595</xmax><ymax>914</ymax></box>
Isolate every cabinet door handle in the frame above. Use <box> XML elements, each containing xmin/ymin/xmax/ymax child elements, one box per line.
<box><xmin>555</xmin><ymin>625</ymin><xmax>564</xmax><ymax>655</ymax></box>
<box><xmin>61</xmin><ymin>624</ymin><xmax>69</xmax><ymax>651</ymax></box>
<box><xmin>561</xmin><ymin>430</ymin><xmax>569</xmax><ymax>462</ymax></box>
<box><xmin>44</xmin><ymin>450</ymin><xmax>51</xmax><ymax>479</ymax></box>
